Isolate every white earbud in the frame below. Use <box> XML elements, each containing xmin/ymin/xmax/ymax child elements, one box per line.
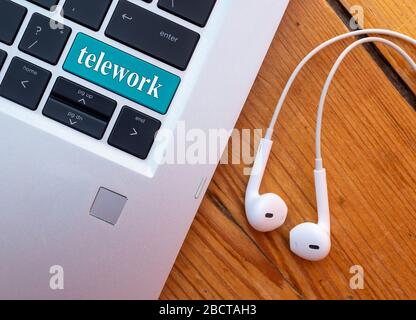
<box><xmin>245</xmin><ymin>138</ymin><xmax>288</xmax><ymax>232</ymax></box>
<box><xmin>289</xmin><ymin>160</ymin><xmax>331</xmax><ymax>261</ymax></box>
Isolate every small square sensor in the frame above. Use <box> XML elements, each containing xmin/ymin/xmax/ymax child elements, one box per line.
<box><xmin>90</xmin><ymin>187</ymin><xmax>127</xmax><ymax>225</ymax></box>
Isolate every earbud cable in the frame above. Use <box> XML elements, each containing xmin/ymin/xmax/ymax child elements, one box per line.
<box><xmin>266</xmin><ymin>29</ymin><xmax>416</xmax><ymax>141</ymax></box>
<box><xmin>315</xmin><ymin>37</ymin><xmax>416</xmax><ymax>169</ymax></box>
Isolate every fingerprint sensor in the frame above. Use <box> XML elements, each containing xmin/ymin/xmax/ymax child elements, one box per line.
<box><xmin>90</xmin><ymin>187</ymin><xmax>127</xmax><ymax>225</ymax></box>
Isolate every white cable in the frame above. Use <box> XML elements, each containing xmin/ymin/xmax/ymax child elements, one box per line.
<box><xmin>265</xmin><ymin>29</ymin><xmax>416</xmax><ymax>140</ymax></box>
<box><xmin>315</xmin><ymin>37</ymin><xmax>416</xmax><ymax>168</ymax></box>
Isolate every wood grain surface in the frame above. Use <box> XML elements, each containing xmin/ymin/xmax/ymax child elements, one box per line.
<box><xmin>161</xmin><ymin>0</ymin><xmax>416</xmax><ymax>300</ymax></box>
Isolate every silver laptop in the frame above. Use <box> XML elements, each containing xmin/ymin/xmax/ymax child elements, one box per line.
<box><xmin>0</xmin><ymin>0</ymin><xmax>288</xmax><ymax>299</ymax></box>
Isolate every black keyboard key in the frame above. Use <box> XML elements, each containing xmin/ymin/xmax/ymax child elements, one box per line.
<box><xmin>0</xmin><ymin>0</ymin><xmax>27</xmax><ymax>45</ymax></box>
<box><xmin>43</xmin><ymin>97</ymin><xmax>108</xmax><ymax>139</ymax></box>
<box><xmin>51</xmin><ymin>77</ymin><xmax>116</xmax><ymax>119</ymax></box>
<box><xmin>0</xmin><ymin>50</ymin><xmax>6</xmax><ymax>70</ymax></box>
<box><xmin>0</xmin><ymin>57</ymin><xmax>51</xmax><ymax>110</ymax></box>
<box><xmin>28</xmin><ymin>0</ymin><xmax>59</xmax><ymax>10</ymax></box>
<box><xmin>106</xmin><ymin>0</ymin><xmax>200</xmax><ymax>70</ymax></box>
<box><xmin>158</xmin><ymin>0</ymin><xmax>216</xmax><ymax>27</ymax></box>
<box><xmin>108</xmin><ymin>107</ymin><xmax>161</xmax><ymax>159</ymax></box>
<box><xmin>63</xmin><ymin>0</ymin><xmax>112</xmax><ymax>31</ymax></box>
<box><xmin>19</xmin><ymin>13</ymin><xmax>71</xmax><ymax>65</ymax></box>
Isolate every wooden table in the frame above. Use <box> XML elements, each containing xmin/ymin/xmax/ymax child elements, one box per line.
<box><xmin>161</xmin><ymin>0</ymin><xmax>416</xmax><ymax>300</ymax></box>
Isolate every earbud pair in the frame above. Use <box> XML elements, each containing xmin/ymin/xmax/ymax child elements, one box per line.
<box><xmin>244</xmin><ymin>29</ymin><xmax>416</xmax><ymax>262</ymax></box>
<box><xmin>245</xmin><ymin>138</ymin><xmax>331</xmax><ymax>261</ymax></box>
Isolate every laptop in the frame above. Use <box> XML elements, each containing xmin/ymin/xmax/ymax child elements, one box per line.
<box><xmin>0</xmin><ymin>0</ymin><xmax>288</xmax><ymax>299</ymax></box>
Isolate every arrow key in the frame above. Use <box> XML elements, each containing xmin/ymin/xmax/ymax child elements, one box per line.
<box><xmin>0</xmin><ymin>57</ymin><xmax>51</xmax><ymax>110</ymax></box>
<box><xmin>21</xmin><ymin>80</ymin><xmax>30</xmax><ymax>89</ymax></box>
<box><xmin>130</xmin><ymin>128</ymin><xmax>138</xmax><ymax>136</ymax></box>
<box><xmin>109</xmin><ymin>107</ymin><xmax>161</xmax><ymax>159</ymax></box>
<box><xmin>43</xmin><ymin>98</ymin><xmax>108</xmax><ymax>139</ymax></box>
<box><xmin>51</xmin><ymin>77</ymin><xmax>116</xmax><ymax>119</ymax></box>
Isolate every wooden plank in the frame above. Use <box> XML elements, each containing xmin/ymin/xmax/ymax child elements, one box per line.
<box><xmin>339</xmin><ymin>0</ymin><xmax>416</xmax><ymax>94</ymax></box>
<box><xmin>161</xmin><ymin>0</ymin><xmax>416</xmax><ymax>300</ymax></box>
<box><xmin>161</xmin><ymin>196</ymin><xmax>302</xmax><ymax>299</ymax></box>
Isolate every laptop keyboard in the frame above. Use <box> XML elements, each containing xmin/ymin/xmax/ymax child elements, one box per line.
<box><xmin>0</xmin><ymin>0</ymin><xmax>217</xmax><ymax>161</ymax></box>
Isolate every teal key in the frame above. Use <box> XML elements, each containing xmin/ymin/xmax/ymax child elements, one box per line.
<box><xmin>64</xmin><ymin>33</ymin><xmax>180</xmax><ymax>114</ymax></box>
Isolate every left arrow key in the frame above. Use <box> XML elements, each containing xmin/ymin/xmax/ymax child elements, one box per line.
<box><xmin>0</xmin><ymin>57</ymin><xmax>51</xmax><ymax>110</ymax></box>
<box><xmin>21</xmin><ymin>80</ymin><xmax>29</xmax><ymax>89</ymax></box>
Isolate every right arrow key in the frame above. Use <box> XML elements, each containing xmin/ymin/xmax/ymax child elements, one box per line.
<box><xmin>109</xmin><ymin>107</ymin><xmax>161</xmax><ymax>160</ymax></box>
